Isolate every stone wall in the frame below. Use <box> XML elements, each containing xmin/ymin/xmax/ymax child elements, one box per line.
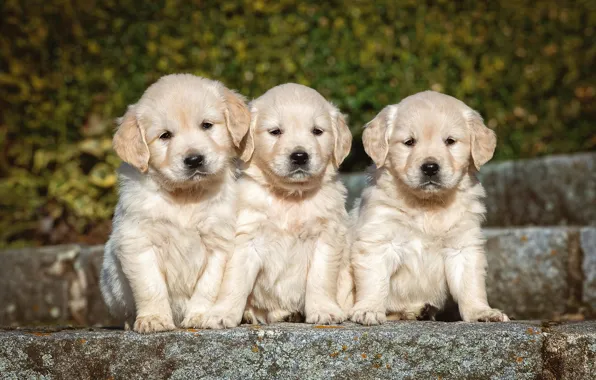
<box><xmin>0</xmin><ymin>322</ymin><xmax>594</xmax><ymax>379</ymax></box>
<box><xmin>0</xmin><ymin>245</ymin><xmax>116</xmax><ymax>327</ymax></box>
<box><xmin>341</xmin><ymin>152</ymin><xmax>596</xmax><ymax>227</ymax></box>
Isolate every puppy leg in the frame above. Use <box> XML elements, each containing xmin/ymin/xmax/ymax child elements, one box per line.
<box><xmin>201</xmin><ymin>243</ymin><xmax>261</xmax><ymax>329</ymax></box>
<box><xmin>305</xmin><ymin>237</ymin><xmax>346</xmax><ymax>325</ymax></box>
<box><xmin>100</xmin><ymin>243</ymin><xmax>136</xmax><ymax>327</ymax></box>
<box><xmin>336</xmin><ymin>246</ymin><xmax>355</xmax><ymax>312</ymax></box>
<box><xmin>349</xmin><ymin>242</ymin><xmax>396</xmax><ymax>325</ymax></box>
<box><xmin>119</xmin><ymin>248</ymin><xmax>175</xmax><ymax>333</ymax></box>
<box><xmin>243</xmin><ymin>307</ymin><xmax>265</xmax><ymax>325</ymax></box>
<box><xmin>181</xmin><ymin>249</ymin><xmax>228</xmax><ymax>328</ymax></box>
<box><xmin>445</xmin><ymin>246</ymin><xmax>509</xmax><ymax>322</ymax></box>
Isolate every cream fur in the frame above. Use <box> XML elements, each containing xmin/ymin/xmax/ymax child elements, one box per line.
<box><xmin>100</xmin><ymin>74</ymin><xmax>249</xmax><ymax>333</ymax></box>
<box><xmin>343</xmin><ymin>91</ymin><xmax>508</xmax><ymax>324</ymax></box>
<box><xmin>201</xmin><ymin>83</ymin><xmax>352</xmax><ymax>328</ymax></box>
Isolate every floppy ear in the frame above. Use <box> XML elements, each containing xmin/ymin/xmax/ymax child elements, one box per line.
<box><xmin>113</xmin><ymin>105</ymin><xmax>150</xmax><ymax>173</ymax></box>
<box><xmin>223</xmin><ymin>88</ymin><xmax>251</xmax><ymax>148</ymax></box>
<box><xmin>331</xmin><ymin>111</ymin><xmax>352</xmax><ymax>167</ymax></box>
<box><xmin>362</xmin><ymin>105</ymin><xmax>397</xmax><ymax>168</ymax></box>
<box><xmin>239</xmin><ymin>107</ymin><xmax>257</xmax><ymax>162</ymax></box>
<box><xmin>465</xmin><ymin>110</ymin><xmax>497</xmax><ymax>170</ymax></box>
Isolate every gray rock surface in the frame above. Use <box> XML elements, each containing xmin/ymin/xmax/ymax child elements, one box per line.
<box><xmin>0</xmin><ymin>245</ymin><xmax>117</xmax><ymax>327</ymax></box>
<box><xmin>582</xmin><ymin>228</ymin><xmax>596</xmax><ymax>312</ymax></box>
<box><xmin>341</xmin><ymin>172</ymin><xmax>368</xmax><ymax>210</ymax></box>
<box><xmin>0</xmin><ymin>322</ymin><xmax>545</xmax><ymax>380</ymax></box>
<box><xmin>484</xmin><ymin>227</ymin><xmax>570</xmax><ymax>319</ymax></box>
<box><xmin>340</xmin><ymin>152</ymin><xmax>596</xmax><ymax>226</ymax></box>
<box><xmin>480</xmin><ymin>153</ymin><xmax>596</xmax><ymax>227</ymax></box>
<box><xmin>542</xmin><ymin>321</ymin><xmax>596</xmax><ymax>379</ymax></box>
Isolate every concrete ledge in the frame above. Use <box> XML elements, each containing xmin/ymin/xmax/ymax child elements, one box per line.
<box><xmin>341</xmin><ymin>152</ymin><xmax>596</xmax><ymax>226</ymax></box>
<box><xmin>542</xmin><ymin>322</ymin><xmax>596</xmax><ymax>379</ymax></box>
<box><xmin>485</xmin><ymin>227</ymin><xmax>572</xmax><ymax>319</ymax></box>
<box><xmin>0</xmin><ymin>322</ymin><xmax>547</xmax><ymax>379</ymax></box>
<box><xmin>1</xmin><ymin>227</ymin><xmax>595</xmax><ymax>327</ymax></box>
<box><xmin>1</xmin><ymin>322</ymin><xmax>595</xmax><ymax>379</ymax></box>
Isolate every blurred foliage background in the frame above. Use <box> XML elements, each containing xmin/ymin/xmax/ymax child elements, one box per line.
<box><xmin>1</xmin><ymin>0</ymin><xmax>594</xmax><ymax>248</ymax></box>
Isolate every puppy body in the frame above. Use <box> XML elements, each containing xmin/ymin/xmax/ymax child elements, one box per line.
<box><xmin>102</xmin><ymin>164</ymin><xmax>236</xmax><ymax>330</ymax></box>
<box><xmin>100</xmin><ymin>74</ymin><xmax>249</xmax><ymax>332</ymax></box>
<box><xmin>347</xmin><ymin>91</ymin><xmax>508</xmax><ymax>324</ymax></box>
<box><xmin>235</xmin><ymin>167</ymin><xmax>348</xmax><ymax>325</ymax></box>
<box><xmin>201</xmin><ymin>83</ymin><xmax>352</xmax><ymax>328</ymax></box>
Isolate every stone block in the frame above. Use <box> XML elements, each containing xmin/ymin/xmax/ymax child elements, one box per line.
<box><xmin>485</xmin><ymin>228</ymin><xmax>570</xmax><ymax>319</ymax></box>
<box><xmin>0</xmin><ymin>322</ymin><xmax>545</xmax><ymax>379</ymax></box>
<box><xmin>480</xmin><ymin>153</ymin><xmax>596</xmax><ymax>227</ymax></box>
<box><xmin>542</xmin><ymin>321</ymin><xmax>596</xmax><ymax>379</ymax></box>
<box><xmin>581</xmin><ymin>228</ymin><xmax>596</xmax><ymax>312</ymax></box>
<box><xmin>0</xmin><ymin>245</ymin><xmax>116</xmax><ymax>327</ymax></box>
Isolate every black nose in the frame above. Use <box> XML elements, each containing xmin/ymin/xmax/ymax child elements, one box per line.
<box><xmin>184</xmin><ymin>154</ymin><xmax>204</xmax><ymax>169</ymax></box>
<box><xmin>421</xmin><ymin>162</ymin><xmax>440</xmax><ymax>176</ymax></box>
<box><xmin>290</xmin><ymin>151</ymin><xmax>309</xmax><ymax>166</ymax></box>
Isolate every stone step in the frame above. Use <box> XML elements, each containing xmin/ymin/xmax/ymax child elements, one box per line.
<box><xmin>0</xmin><ymin>321</ymin><xmax>594</xmax><ymax>379</ymax></box>
<box><xmin>341</xmin><ymin>152</ymin><xmax>596</xmax><ymax>227</ymax></box>
<box><xmin>1</xmin><ymin>227</ymin><xmax>595</xmax><ymax>327</ymax></box>
<box><xmin>484</xmin><ymin>227</ymin><xmax>595</xmax><ymax>320</ymax></box>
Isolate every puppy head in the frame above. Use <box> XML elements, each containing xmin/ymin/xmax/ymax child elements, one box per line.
<box><xmin>113</xmin><ymin>74</ymin><xmax>249</xmax><ymax>190</ymax></box>
<box><xmin>363</xmin><ymin>91</ymin><xmax>496</xmax><ymax>197</ymax></box>
<box><xmin>241</xmin><ymin>83</ymin><xmax>351</xmax><ymax>190</ymax></box>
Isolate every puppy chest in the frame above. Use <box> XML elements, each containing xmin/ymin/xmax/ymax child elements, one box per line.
<box><xmin>151</xmin><ymin>222</ymin><xmax>229</xmax><ymax>299</ymax></box>
<box><xmin>156</xmin><ymin>236</ymin><xmax>204</xmax><ymax>290</ymax></box>
<box><xmin>251</xmin><ymin>242</ymin><xmax>312</xmax><ymax>310</ymax></box>
<box><xmin>394</xmin><ymin>237</ymin><xmax>447</xmax><ymax>266</ymax></box>
<box><xmin>266</xmin><ymin>198</ymin><xmax>333</xmax><ymax>236</ymax></box>
<box><xmin>390</xmin><ymin>239</ymin><xmax>449</xmax><ymax>301</ymax></box>
<box><xmin>252</xmin><ymin>272</ymin><xmax>307</xmax><ymax>310</ymax></box>
<box><xmin>404</xmin><ymin>205</ymin><xmax>475</xmax><ymax>239</ymax></box>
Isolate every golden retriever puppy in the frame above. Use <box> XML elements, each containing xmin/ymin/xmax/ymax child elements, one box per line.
<box><xmin>200</xmin><ymin>83</ymin><xmax>353</xmax><ymax>328</ymax></box>
<box><xmin>100</xmin><ymin>74</ymin><xmax>250</xmax><ymax>333</ymax></box>
<box><xmin>346</xmin><ymin>91</ymin><xmax>509</xmax><ymax>324</ymax></box>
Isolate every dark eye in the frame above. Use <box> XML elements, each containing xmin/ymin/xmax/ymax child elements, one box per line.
<box><xmin>269</xmin><ymin>128</ymin><xmax>282</xmax><ymax>136</ymax></box>
<box><xmin>159</xmin><ymin>131</ymin><xmax>173</xmax><ymax>140</ymax></box>
<box><xmin>445</xmin><ymin>137</ymin><xmax>456</xmax><ymax>146</ymax></box>
<box><xmin>312</xmin><ymin>127</ymin><xmax>324</xmax><ymax>136</ymax></box>
<box><xmin>404</xmin><ymin>138</ymin><xmax>416</xmax><ymax>147</ymax></box>
<box><xmin>201</xmin><ymin>122</ymin><xmax>213</xmax><ymax>130</ymax></box>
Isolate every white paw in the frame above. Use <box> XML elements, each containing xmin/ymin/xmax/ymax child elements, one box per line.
<box><xmin>133</xmin><ymin>314</ymin><xmax>175</xmax><ymax>333</ymax></box>
<box><xmin>465</xmin><ymin>308</ymin><xmax>510</xmax><ymax>322</ymax></box>
<box><xmin>201</xmin><ymin>310</ymin><xmax>241</xmax><ymax>329</ymax></box>
<box><xmin>306</xmin><ymin>306</ymin><xmax>346</xmax><ymax>325</ymax></box>
<box><xmin>181</xmin><ymin>304</ymin><xmax>210</xmax><ymax>328</ymax></box>
<box><xmin>349</xmin><ymin>307</ymin><xmax>386</xmax><ymax>326</ymax></box>
<box><xmin>181</xmin><ymin>313</ymin><xmax>205</xmax><ymax>329</ymax></box>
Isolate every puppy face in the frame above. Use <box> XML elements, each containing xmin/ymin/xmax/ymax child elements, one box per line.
<box><xmin>113</xmin><ymin>74</ymin><xmax>249</xmax><ymax>190</ymax></box>
<box><xmin>363</xmin><ymin>91</ymin><xmax>496</xmax><ymax>197</ymax></box>
<box><xmin>242</xmin><ymin>84</ymin><xmax>351</xmax><ymax>190</ymax></box>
